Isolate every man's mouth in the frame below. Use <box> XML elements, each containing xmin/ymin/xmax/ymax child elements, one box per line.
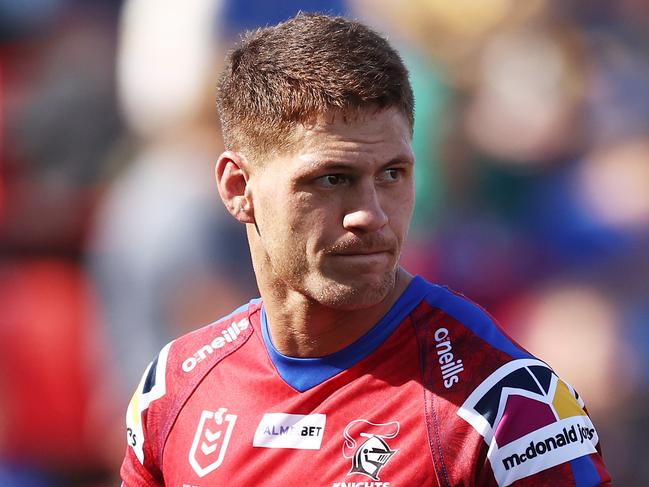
<box><xmin>331</xmin><ymin>249</ymin><xmax>392</xmax><ymax>256</ymax></box>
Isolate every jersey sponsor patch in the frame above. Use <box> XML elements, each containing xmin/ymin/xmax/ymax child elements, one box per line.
<box><xmin>125</xmin><ymin>340</ymin><xmax>173</xmax><ymax>464</ymax></box>
<box><xmin>188</xmin><ymin>408</ymin><xmax>238</xmax><ymax>477</ymax></box>
<box><xmin>457</xmin><ymin>358</ymin><xmax>599</xmax><ymax>486</ymax></box>
<box><xmin>253</xmin><ymin>413</ymin><xmax>326</xmax><ymax>450</ymax></box>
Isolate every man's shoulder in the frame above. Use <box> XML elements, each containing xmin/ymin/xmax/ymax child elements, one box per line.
<box><xmin>415</xmin><ymin>280</ymin><xmax>531</xmax><ymax>362</ymax></box>
<box><xmin>412</xmin><ymin>281</ymin><xmax>609</xmax><ymax>485</ymax></box>
<box><xmin>411</xmin><ymin>280</ymin><xmax>551</xmax><ymax>426</ymax></box>
<box><xmin>410</xmin><ymin>280</ymin><xmax>533</xmax><ymax>388</ymax></box>
<box><xmin>124</xmin><ymin>300</ymin><xmax>261</xmax><ymax>466</ymax></box>
<box><xmin>168</xmin><ymin>299</ymin><xmax>260</xmax><ymax>376</ymax></box>
<box><xmin>143</xmin><ymin>298</ymin><xmax>261</xmax><ymax>404</ymax></box>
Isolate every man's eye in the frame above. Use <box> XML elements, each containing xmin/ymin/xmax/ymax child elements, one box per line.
<box><xmin>316</xmin><ymin>174</ymin><xmax>349</xmax><ymax>187</ymax></box>
<box><xmin>378</xmin><ymin>168</ymin><xmax>401</xmax><ymax>182</ymax></box>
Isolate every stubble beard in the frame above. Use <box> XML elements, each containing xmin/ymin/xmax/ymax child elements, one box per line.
<box><xmin>308</xmin><ymin>267</ymin><xmax>398</xmax><ymax>310</ymax></box>
<box><xmin>260</xmin><ymin>230</ymin><xmax>401</xmax><ymax>311</ymax></box>
<box><xmin>277</xmin><ymin>253</ymin><xmax>399</xmax><ymax>311</ymax></box>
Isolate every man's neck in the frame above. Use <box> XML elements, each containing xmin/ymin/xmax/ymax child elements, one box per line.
<box><xmin>260</xmin><ymin>268</ymin><xmax>412</xmax><ymax>358</ymax></box>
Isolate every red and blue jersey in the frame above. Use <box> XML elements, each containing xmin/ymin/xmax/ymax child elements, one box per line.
<box><xmin>121</xmin><ymin>276</ymin><xmax>611</xmax><ymax>486</ymax></box>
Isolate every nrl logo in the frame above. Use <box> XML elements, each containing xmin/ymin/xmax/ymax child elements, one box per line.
<box><xmin>343</xmin><ymin>419</ymin><xmax>399</xmax><ymax>481</ymax></box>
<box><xmin>188</xmin><ymin>408</ymin><xmax>237</xmax><ymax>477</ymax></box>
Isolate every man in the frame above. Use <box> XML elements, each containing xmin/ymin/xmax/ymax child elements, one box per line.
<box><xmin>121</xmin><ymin>13</ymin><xmax>611</xmax><ymax>486</ymax></box>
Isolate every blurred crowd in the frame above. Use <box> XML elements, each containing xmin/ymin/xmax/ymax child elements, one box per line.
<box><xmin>0</xmin><ymin>0</ymin><xmax>647</xmax><ymax>485</ymax></box>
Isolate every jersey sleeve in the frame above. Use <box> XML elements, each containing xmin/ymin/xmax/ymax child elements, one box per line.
<box><xmin>417</xmin><ymin>285</ymin><xmax>612</xmax><ymax>486</ymax></box>
<box><xmin>460</xmin><ymin>359</ymin><xmax>612</xmax><ymax>486</ymax></box>
<box><xmin>120</xmin><ymin>342</ymin><xmax>174</xmax><ymax>486</ymax></box>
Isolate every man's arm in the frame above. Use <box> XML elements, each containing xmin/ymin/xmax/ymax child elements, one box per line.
<box><xmin>120</xmin><ymin>343</ymin><xmax>173</xmax><ymax>486</ymax></box>
<box><xmin>464</xmin><ymin>367</ymin><xmax>612</xmax><ymax>486</ymax></box>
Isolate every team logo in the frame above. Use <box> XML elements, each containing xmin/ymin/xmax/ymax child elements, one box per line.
<box><xmin>457</xmin><ymin>359</ymin><xmax>599</xmax><ymax>486</ymax></box>
<box><xmin>342</xmin><ymin>419</ymin><xmax>399</xmax><ymax>481</ymax></box>
<box><xmin>188</xmin><ymin>408</ymin><xmax>237</xmax><ymax>478</ymax></box>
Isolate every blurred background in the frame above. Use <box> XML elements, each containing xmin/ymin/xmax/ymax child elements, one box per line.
<box><xmin>0</xmin><ymin>0</ymin><xmax>647</xmax><ymax>484</ymax></box>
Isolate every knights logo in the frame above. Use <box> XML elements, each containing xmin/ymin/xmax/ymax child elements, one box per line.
<box><xmin>188</xmin><ymin>408</ymin><xmax>237</xmax><ymax>478</ymax></box>
<box><xmin>342</xmin><ymin>419</ymin><xmax>399</xmax><ymax>481</ymax></box>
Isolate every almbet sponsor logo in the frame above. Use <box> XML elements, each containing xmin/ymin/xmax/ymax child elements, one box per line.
<box><xmin>182</xmin><ymin>318</ymin><xmax>249</xmax><ymax>372</ymax></box>
<box><xmin>253</xmin><ymin>413</ymin><xmax>326</xmax><ymax>450</ymax></box>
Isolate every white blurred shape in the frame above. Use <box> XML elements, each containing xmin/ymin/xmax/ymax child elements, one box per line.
<box><xmin>466</xmin><ymin>29</ymin><xmax>577</xmax><ymax>163</ymax></box>
<box><xmin>421</xmin><ymin>0</ymin><xmax>514</xmax><ymax>36</ymax></box>
<box><xmin>117</xmin><ymin>0</ymin><xmax>222</xmax><ymax>138</ymax></box>
<box><xmin>579</xmin><ymin>138</ymin><xmax>649</xmax><ymax>230</ymax></box>
<box><xmin>519</xmin><ymin>284</ymin><xmax>637</xmax><ymax>415</ymax></box>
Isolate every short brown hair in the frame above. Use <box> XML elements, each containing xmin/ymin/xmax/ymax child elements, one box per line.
<box><xmin>216</xmin><ymin>13</ymin><xmax>414</xmax><ymax>161</ymax></box>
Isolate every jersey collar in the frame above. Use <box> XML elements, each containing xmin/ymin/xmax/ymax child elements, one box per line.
<box><xmin>260</xmin><ymin>275</ymin><xmax>429</xmax><ymax>392</ymax></box>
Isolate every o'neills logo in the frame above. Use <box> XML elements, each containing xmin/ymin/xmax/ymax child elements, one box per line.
<box><xmin>182</xmin><ymin>319</ymin><xmax>249</xmax><ymax>372</ymax></box>
<box><xmin>502</xmin><ymin>423</ymin><xmax>596</xmax><ymax>471</ymax></box>
<box><xmin>434</xmin><ymin>328</ymin><xmax>463</xmax><ymax>388</ymax></box>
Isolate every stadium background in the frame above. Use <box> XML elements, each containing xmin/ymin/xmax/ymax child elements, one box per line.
<box><xmin>1</xmin><ymin>0</ymin><xmax>648</xmax><ymax>485</ymax></box>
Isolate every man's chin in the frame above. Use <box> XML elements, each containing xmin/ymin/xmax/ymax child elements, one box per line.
<box><xmin>310</xmin><ymin>272</ymin><xmax>396</xmax><ymax>310</ymax></box>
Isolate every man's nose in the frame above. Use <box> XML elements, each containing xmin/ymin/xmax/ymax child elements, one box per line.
<box><xmin>342</xmin><ymin>182</ymin><xmax>388</xmax><ymax>233</ymax></box>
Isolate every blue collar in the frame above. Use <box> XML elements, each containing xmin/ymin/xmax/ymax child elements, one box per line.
<box><xmin>260</xmin><ymin>276</ymin><xmax>430</xmax><ymax>392</ymax></box>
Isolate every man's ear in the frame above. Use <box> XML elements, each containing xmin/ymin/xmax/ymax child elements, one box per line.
<box><xmin>215</xmin><ymin>151</ymin><xmax>255</xmax><ymax>224</ymax></box>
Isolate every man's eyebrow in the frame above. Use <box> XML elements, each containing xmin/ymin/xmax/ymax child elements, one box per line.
<box><xmin>297</xmin><ymin>154</ymin><xmax>414</xmax><ymax>172</ymax></box>
<box><xmin>293</xmin><ymin>159</ymin><xmax>357</xmax><ymax>176</ymax></box>
<box><xmin>383</xmin><ymin>155</ymin><xmax>414</xmax><ymax>166</ymax></box>
<box><xmin>304</xmin><ymin>161</ymin><xmax>355</xmax><ymax>171</ymax></box>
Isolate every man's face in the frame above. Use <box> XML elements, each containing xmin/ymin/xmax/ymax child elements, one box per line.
<box><xmin>248</xmin><ymin>107</ymin><xmax>415</xmax><ymax>310</ymax></box>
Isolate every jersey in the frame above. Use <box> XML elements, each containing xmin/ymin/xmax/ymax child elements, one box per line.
<box><xmin>121</xmin><ymin>276</ymin><xmax>611</xmax><ymax>486</ymax></box>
